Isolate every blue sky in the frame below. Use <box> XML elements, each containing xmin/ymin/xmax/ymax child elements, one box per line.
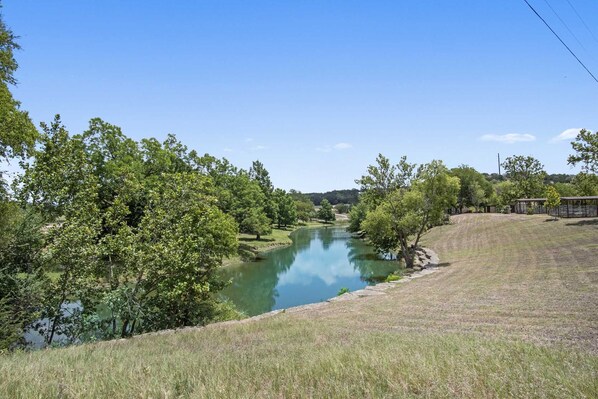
<box><xmin>3</xmin><ymin>0</ymin><xmax>597</xmax><ymax>192</ymax></box>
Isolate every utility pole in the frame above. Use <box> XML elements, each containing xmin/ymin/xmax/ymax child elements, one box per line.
<box><xmin>498</xmin><ymin>153</ymin><xmax>501</xmax><ymax>176</ymax></box>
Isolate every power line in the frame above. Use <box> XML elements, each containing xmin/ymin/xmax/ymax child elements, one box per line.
<box><xmin>522</xmin><ymin>0</ymin><xmax>598</xmax><ymax>84</ymax></box>
<box><xmin>542</xmin><ymin>0</ymin><xmax>585</xmax><ymax>50</ymax></box>
<box><xmin>564</xmin><ymin>0</ymin><xmax>598</xmax><ymax>45</ymax></box>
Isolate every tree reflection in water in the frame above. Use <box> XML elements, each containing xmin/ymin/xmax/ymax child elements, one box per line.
<box><xmin>220</xmin><ymin>227</ymin><xmax>399</xmax><ymax>316</ymax></box>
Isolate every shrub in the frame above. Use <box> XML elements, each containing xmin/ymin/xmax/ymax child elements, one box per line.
<box><xmin>385</xmin><ymin>274</ymin><xmax>402</xmax><ymax>283</ymax></box>
<box><xmin>337</xmin><ymin>287</ymin><xmax>350</xmax><ymax>296</ymax></box>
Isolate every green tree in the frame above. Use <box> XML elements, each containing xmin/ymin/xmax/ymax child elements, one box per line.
<box><xmin>553</xmin><ymin>182</ymin><xmax>578</xmax><ymax>197</ymax></box>
<box><xmin>572</xmin><ymin>172</ymin><xmax>598</xmax><ymax>196</ymax></box>
<box><xmin>273</xmin><ymin>189</ymin><xmax>297</xmax><ymax>228</ymax></box>
<box><xmin>240</xmin><ymin>207</ymin><xmax>272</xmax><ymax>240</ymax></box>
<box><xmin>347</xmin><ymin>201</ymin><xmax>368</xmax><ymax>232</ymax></box>
<box><xmin>360</xmin><ymin>204</ymin><xmax>398</xmax><ymax>256</ymax></box>
<box><xmin>0</xmin><ymin>204</ymin><xmax>45</xmax><ymax>349</ymax></box>
<box><xmin>18</xmin><ymin>117</ymin><xmax>243</xmax><ymax>342</ymax></box>
<box><xmin>249</xmin><ymin>160</ymin><xmax>277</xmax><ymax>222</ymax></box>
<box><xmin>362</xmin><ymin>160</ymin><xmax>459</xmax><ymax>268</ymax></box>
<box><xmin>502</xmin><ymin>155</ymin><xmax>546</xmax><ymax>198</ymax></box>
<box><xmin>334</xmin><ymin>203</ymin><xmax>350</xmax><ymax>214</ymax></box>
<box><xmin>295</xmin><ymin>199</ymin><xmax>314</xmax><ymax>222</ymax></box>
<box><xmin>355</xmin><ymin>154</ymin><xmax>415</xmax><ymax>209</ymax></box>
<box><xmin>450</xmin><ymin>165</ymin><xmax>493</xmax><ymax>211</ymax></box>
<box><xmin>494</xmin><ymin>180</ymin><xmax>519</xmax><ymax>207</ymax></box>
<box><xmin>0</xmin><ymin>7</ymin><xmax>40</xmax><ymax>350</ymax></box>
<box><xmin>545</xmin><ymin>185</ymin><xmax>561</xmax><ymax>221</ymax></box>
<box><xmin>0</xmin><ymin>9</ymin><xmax>37</xmax><ymax>165</ymax></box>
<box><xmin>114</xmin><ymin>173</ymin><xmax>238</xmax><ymax>334</ymax></box>
<box><xmin>567</xmin><ymin>129</ymin><xmax>597</xmax><ymax>173</ymax></box>
<box><xmin>317</xmin><ymin>198</ymin><xmax>335</xmax><ymax>223</ymax></box>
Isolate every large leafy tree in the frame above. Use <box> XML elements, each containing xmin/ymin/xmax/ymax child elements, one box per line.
<box><xmin>567</xmin><ymin>129</ymin><xmax>597</xmax><ymax>173</ymax></box>
<box><xmin>0</xmin><ymin>7</ymin><xmax>37</xmax><ymax>164</ymax></box>
<box><xmin>249</xmin><ymin>160</ymin><xmax>277</xmax><ymax>223</ymax></box>
<box><xmin>450</xmin><ymin>165</ymin><xmax>493</xmax><ymax>211</ymax></box>
<box><xmin>317</xmin><ymin>198</ymin><xmax>335</xmax><ymax>223</ymax></box>
<box><xmin>501</xmin><ymin>155</ymin><xmax>546</xmax><ymax>199</ymax></box>
<box><xmin>355</xmin><ymin>154</ymin><xmax>415</xmax><ymax>209</ymax></box>
<box><xmin>362</xmin><ymin>160</ymin><xmax>459</xmax><ymax>268</ymax></box>
<box><xmin>240</xmin><ymin>207</ymin><xmax>272</xmax><ymax>240</ymax></box>
<box><xmin>113</xmin><ymin>173</ymin><xmax>237</xmax><ymax>335</ymax></box>
<box><xmin>273</xmin><ymin>188</ymin><xmax>297</xmax><ymax>228</ymax></box>
<box><xmin>18</xmin><ymin>117</ymin><xmax>241</xmax><ymax>341</ymax></box>
<box><xmin>290</xmin><ymin>191</ymin><xmax>314</xmax><ymax>222</ymax></box>
<box><xmin>572</xmin><ymin>172</ymin><xmax>598</xmax><ymax>196</ymax></box>
<box><xmin>0</xmin><ymin>7</ymin><xmax>40</xmax><ymax>350</ymax></box>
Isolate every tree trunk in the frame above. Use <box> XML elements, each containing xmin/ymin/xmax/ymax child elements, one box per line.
<box><xmin>256</xmin><ymin>233</ymin><xmax>261</xmax><ymax>240</ymax></box>
<box><xmin>47</xmin><ymin>270</ymin><xmax>70</xmax><ymax>345</ymax></box>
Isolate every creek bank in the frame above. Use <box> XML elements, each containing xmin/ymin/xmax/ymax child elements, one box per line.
<box><xmin>118</xmin><ymin>247</ymin><xmax>442</xmax><ymax>343</ymax></box>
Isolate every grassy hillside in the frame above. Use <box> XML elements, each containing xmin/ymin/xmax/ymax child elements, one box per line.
<box><xmin>1</xmin><ymin>214</ymin><xmax>597</xmax><ymax>398</ymax></box>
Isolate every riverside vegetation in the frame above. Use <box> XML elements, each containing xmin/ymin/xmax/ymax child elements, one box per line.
<box><xmin>1</xmin><ymin>4</ymin><xmax>598</xmax><ymax>397</ymax></box>
<box><xmin>0</xmin><ymin>214</ymin><xmax>596</xmax><ymax>398</ymax></box>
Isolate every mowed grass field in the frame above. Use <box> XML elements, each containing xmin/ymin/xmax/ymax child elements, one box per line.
<box><xmin>1</xmin><ymin>214</ymin><xmax>597</xmax><ymax>398</ymax></box>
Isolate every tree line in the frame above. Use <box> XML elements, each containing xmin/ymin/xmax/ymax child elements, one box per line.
<box><xmin>348</xmin><ymin>134</ymin><xmax>597</xmax><ymax>268</ymax></box>
<box><xmin>0</xmin><ymin>9</ymin><xmax>323</xmax><ymax>348</ymax></box>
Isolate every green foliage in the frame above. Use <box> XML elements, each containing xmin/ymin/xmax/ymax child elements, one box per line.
<box><xmin>334</xmin><ymin>203</ymin><xmax>350</xmax><ymax>214</ymax></box>
<box><xmin>545</xmin><ymin>186</ymin><xmax>561</xmax><ymax>220</ymax></box>
<box><xmin>501</xmin><ymin>155</ymin><xmax>546</xmax><ymax>198</ymax></box>
<box><xmin>115</xmin><ymin>173</ymin><xmax>238</xmax><ymax>333</ymax></box>
<box><xmin>14</xmin><ymin>116</ymin><xmax>247</xmax><ymax>343</ymax></box>
<box><xmin>385</xmin><ymin>274</ymin><xmax>401</xmax><ymax>282</ymax></box>
<box><xmin>494</xmin><ymin>180</ymin><xmax>519</xmax><ymax>206</ymax></box>
<box><xmin>240</xmin><ymin>208</ymin><xmax>272</xmax><ymax>240</ymax></box>
<box><xmin>317</xmin><ymin>198</ymin><xmax>335</xmax><ymax>223</ymax></box>
<box><xmin>273</xmin><ymin>188</ymin><xmax>297</xmax><ymax>227</ymax></box>
<box><xmin>305</xmin><ymin>189</ymin><xmax>360</xmax><ymax>205</ymax></box>
<box><xmin>249</xmin><ymin>160</ymin><xmax>277</xmax><ymax>222</ymax></box>
<box><xmin>355</xmin><ymin>154</ymin><xmax>415</xmax><ymax>209</ymax></box>
<box><xmin>0</xmin><ymin>205</ymin><xmax>46</xmax><ymax>350</ymax></box>
<box><xmin>361</xmin><ymin>203</ymin><xmax>398</xmax><ymax>255</ymax></box>
<box><xmin>0</xmin><ymin>11</ymin><xmax>42</xmax><ymax>350</ymax></box>
<box><xmin>347</xmin><ymin>201</ymin><xmax>368</xmax><ymax>232</ymax></box>
<box><xmin>450</xmin><ymin>165</ymin><xmax>493</xmax><ymax>210</ymax></box>
<box><xmin>294</xmin><ymin>198</ymin><xmax>314</xmax><ymax>222</ymax></box>
<box><xmin>552</xmin><ymin>182</ymin><xmax>578</xmax><ymax>197</ymax></box>
<box><xmin>567</xmin><ymin>129</ymin><xmax>597</xmax><ymax>173</ymax></box>
<box><xmin>337</xmin><ymin>287</ymin><xmax>350</xmax><ymax>296</ymax></box>
<box><xmin>572</xmin><ymin>172</ymin><xmax>598</xmax><ymax>196</ymax></box>
<box><xmin>0</xmin><ymin>14</ymin><xmax>37</xmax><ymax>163</ymax></box>
<box><xmin>362</xmin><ymin>159</ymin><xmax>459</xmax><ymax>268</ymax></box>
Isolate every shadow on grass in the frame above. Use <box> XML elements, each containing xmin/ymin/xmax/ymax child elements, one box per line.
<box><xmin>437</xmin><ymin>262</ymin><xmax>451</xmax><ymax>267</ymax></box>
<box><xmin>543</xmin><ymin>218</ymin><xmax>559</xmax><ymax>222</ymax></box>
<box><xmin>565</xmin><ymin>219</ymin><xmax>598</xmax><ymax>226</ymax></box>
<box><xmin>239</xmin><ymin>237</ymin><xmax>276</xmax><ymax>243</ymax></box>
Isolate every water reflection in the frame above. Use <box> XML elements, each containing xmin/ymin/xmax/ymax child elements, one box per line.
<box><xmin>220</xmin><ymin>227</ymin><xmax>398</xmax><ymax>316</ymax></box>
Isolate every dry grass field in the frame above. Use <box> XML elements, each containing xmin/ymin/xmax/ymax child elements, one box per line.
<box><xmin>0</xmin><ymin>214</ymin><xmax>596</xmax><ymax>398</ymax></box>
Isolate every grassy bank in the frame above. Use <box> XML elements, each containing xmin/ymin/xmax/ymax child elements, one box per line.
<box><xmin>1</xmin><ymin>214</ymin><xmax>597</xmax><ymax>398</ymax></box>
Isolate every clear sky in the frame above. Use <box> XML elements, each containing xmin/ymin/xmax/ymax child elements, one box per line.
<box><xmin>3</xmin><ymin>0</ymin><xmax>598</xmax><ymax>192</ymax></box>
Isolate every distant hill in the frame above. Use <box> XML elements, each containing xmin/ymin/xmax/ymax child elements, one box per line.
<box><xmin>305</xmin><ymin>189</ymin><xmax>360</xmax><ymax>205</ymax></box>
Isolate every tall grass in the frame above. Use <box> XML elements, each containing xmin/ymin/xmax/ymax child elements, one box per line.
<box><xmin>1</xmin><ymin>319</ymin><xmax>596</xmax><ymax>398</ymax></box>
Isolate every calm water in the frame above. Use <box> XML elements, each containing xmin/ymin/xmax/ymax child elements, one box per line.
<box><xmin>220</xmin><ymin>226</ymin><xmax>399</xmax><ymax>316</ymax></box>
